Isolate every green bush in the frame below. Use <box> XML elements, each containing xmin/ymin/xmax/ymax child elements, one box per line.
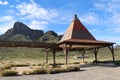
<box><xmin>0</xmin><ymin>70</ymin><xmax>18</xmax><ymax>76</ymax></box>
<box><xmin>28</xmin><ymin>68</ymin><xmax>47</xmax><ymax>74</ymax></box>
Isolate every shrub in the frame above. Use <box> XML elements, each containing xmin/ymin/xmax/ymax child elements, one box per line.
<box><xmin>50</xmin><ymin>63</ymin><xmax>64</xmax><ymax>65</ymax></box>
<box><xmin>72</xmin><ymin>62</ymin><xmax>80</xmax><ymax>64</ymax></box>
<box><xmin>44</xmin><ymin>64</ymin><xmax>51</xmax><ymax>68</ymax></box>
<box><xmin>45</xmin><ymin>68</ymin><xmax>52</xmax><ymax>74</ymax></box>
<box><xmin>38</xmin><ymin>64</ymin><xmax>41</xmax><ymax>66</ymax></box>
<box><xmin>51</xmin><ymin>64</ymin><xmax>61</xmax><ymax>68</ymax></box>
<box><xmin>28</xmin><ymin>68</ymin><xmax>47</xmax><ymax>74</ymax></box>
<box><xmin>27</xmin><ymin>66</ymin><xmax>80</xmax><ymax>75</ymax></box>
<box><xmin>0</xmin><ymin>70</ymin><xmax>18</xmax><ymax>76</ymax></box>
<box><xmin>22</xmin><ymin>71</ymin><xmax>27</xmax><ymax>75</ymax></box>
<box><xmin>11</xmin><ymin>64</ymin><xmax>29</xmax><ymax>67</ymax></box>
<box><xmin>49</xmin><ymin>66</ymin><xmax>80</xmax><ymax>74</ymax></box>
<box><xmin>50</xmin><ymin>68</ymin><xmax>66</xmax><ymax>74</ymax></box>
<box><xmin>2</xmin><ymin>64</ymin><xmax>12</xmax><ymax>70</ymax></box>
<box><xmin>114</xmin><ymin>60</ymin><xmax>120</xmax><ymax>66</ymax></box>
<box><xmin>93</xmin><ymin>60</ymin><xmax>112</xmax><ymax>63</ymax></box>
<box><xmin>66</xmin><ymin>66</ymin><xmax>80</xmax><ymax>72</ymax></box>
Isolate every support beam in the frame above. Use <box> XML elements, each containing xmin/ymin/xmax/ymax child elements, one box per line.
<box><xmin>53</xmin><ymin>50</ymin><xmax>56</xmax><ymax>65</ymax></box>
<box><xmin>62</xmin><ymin>44</ymin><xmax>71</xmax><ymax>65</ymax></box>
<box><xmin>46</xmin><ymin>50</ymin><xmax>48</xmax><ymax>64</ymax></box>
<box><xmin>93</xmin><ymin>48</ymin><xmax>99</xmax><ymax>63</ymax></box>
<box><xmin>80</xmin><ymin>50</ymin><xmax>86</xmax><ymax>62</ymax></box>
<box><xmin>108</xmin><ymin>45</ymin><xmax>115</xmax><ymax>62</ymax></box>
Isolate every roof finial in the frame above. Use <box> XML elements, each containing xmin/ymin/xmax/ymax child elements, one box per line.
<box><xmin>73</xmin><ymin>14</ymin><xmax>79</xmax><ymax>21</ymax></box>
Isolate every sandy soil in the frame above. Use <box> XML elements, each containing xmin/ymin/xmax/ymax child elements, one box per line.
<box><xmin>0</xmin><ymin>63</ymin><xmax>120</xmax><ymax>80</ymax></box>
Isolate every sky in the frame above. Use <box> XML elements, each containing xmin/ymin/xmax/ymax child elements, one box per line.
<box><xmin>0</xmin><ymin>0</ymin><xmax>120</xmax><ymax>44</ymax></box>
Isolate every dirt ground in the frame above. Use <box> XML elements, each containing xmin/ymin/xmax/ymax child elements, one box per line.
<box><xmin>0</xmin><ymin>63</ymin><xmax>120</xmax><ymax>80</ymax></box>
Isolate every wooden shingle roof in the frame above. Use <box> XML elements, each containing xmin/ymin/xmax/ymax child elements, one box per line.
<box><xmin>57</xmin><ymin>14</ymin><xmax>115</xmax><ymax>50</ymax></box>
<box><xmin>59</xmin><ymin>14</ymin><xmax>96</xmax><ymax>43</ymax></box>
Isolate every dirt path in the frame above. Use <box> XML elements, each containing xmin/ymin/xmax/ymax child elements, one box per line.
<box><xmin>0</xmin><ymin>63</ymin><xmax>120</xmax><ymax>80</ymax></box>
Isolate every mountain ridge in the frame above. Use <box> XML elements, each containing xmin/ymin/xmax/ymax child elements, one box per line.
<box><xmin>0</xmin><ymin>22</ymin><xmax>62</xmax><ymax>43</ymax></box>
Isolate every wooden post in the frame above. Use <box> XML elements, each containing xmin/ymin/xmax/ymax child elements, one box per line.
<box><xmin>62</xmin><ymin>44</ymin><xmax>71</xmax><ymax>65</ymax></box>
<box><xmin>65</xmin><ymin>49</ymin><xmax>68</xmax><ymax>65</ymax></box>
<box><xmin>53</xmin><ymin>50</ymin><xmax>56</xmax><ymax>65</ymax></box>
<box><xmin>93</xmin><ymin>48</ymin><xmax>99</xmax><ymax>63</ymax></box>
<box><xmin>80</xmin><ymin>50</ymin><xmax>86</xmax><ymax>62</ymax></box>
<box><xmin>108</xmin><ymin>45</ymin><xmax>115</xmax><ymax>62</ymax></box>
<box><xmin>46</xmin><ymin>50</ymin><xmax>48</xmax><ymax>64</ymax></box>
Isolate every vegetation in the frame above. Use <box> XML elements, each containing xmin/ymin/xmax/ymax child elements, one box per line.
<box><xmin>28</xmin><ymin>66</ymin><xmax>80</xmax><ymax>75</ymax></box>
<box><xmin>70</xmin><ymin>62</ymin><xmax>80</xmax><ymax>64</ymax></box>
<box><xmin>22</xmin><ymin>71</ymin><xmax>27</xmax><ymax>75</ymax></box>
<box><xmin>49</xmin><ymin>68</ymin><xmax>66</xmax><ymax>74</ymax></box>
<box><xmin>0</xmin><ymin>64</ymin><xmax>12</xmax><ymax>70</ymax></box>
<box><xmin>0</xmin><ymin>47</ymin><xmax>120</xmax><ymax>64</ymax></box>
<box><xmin>28</xmin><ymin>68</ymin><xmax>47</xmax><ymax>74</ymax></box>
<box><xmin>11</xmin><ymin>63</ymin><xmax>29</xmax><ymax>67</ymax></box>
<box><xmin>66</xmin><ymin>66</ymin><xmax>80</xmax><ymax>72</ymax></box>
<box><xmin>0</xmin><ymin>47</ymin><xmax>119</xmax><ymax>76</ymax></box>
<box><xmin>113</xmin><ymin>60</ymin><xmax>120</xmax><ymax>66</ymax></box>
<box><xmin>0</xmin><ymin>70</ymin><xmax>18</xmax><ymax>76</ymax></box>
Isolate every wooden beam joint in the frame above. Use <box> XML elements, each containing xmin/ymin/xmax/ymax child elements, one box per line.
<box><xmin>108</xmin><ymin>45</ymin><xmax>115</xmax><ymax>62</ymax></box>
<box><xmin>80</xmin><ymin>50</ymin><xmax>86</xmax><ymax>62</ymax></box>
<box><xmin>62</xmin><ymin>44</ymin><xmax>71</xmax><ymax>65</ymax></box>
<box><xmin>93</xmin><ymin>48</ymin><xmax>99</xmax><ymax>63</ymax></box>
<box><xmin>53</xmin><ymin>50</ymin><xmax>56</xmax><ymax>65</ymax></box>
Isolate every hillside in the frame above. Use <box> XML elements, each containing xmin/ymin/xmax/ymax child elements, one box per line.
<box><xmin>0</xmin><ymin>22</ymin><xmax>62</xmax><ymax>42</ymax></box>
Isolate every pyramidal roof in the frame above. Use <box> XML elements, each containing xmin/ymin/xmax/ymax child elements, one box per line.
<box><xmin>59</xmin><ymin>14</ymin><xmax>96</xmax><ymax>42</ymax></box>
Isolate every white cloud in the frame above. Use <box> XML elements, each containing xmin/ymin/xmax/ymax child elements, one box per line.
<box><xmin>0</xmin><ymin>0</ymin><xmax>8</xmax><ymax>5</ymax></box>
<box><xmin>110</xmin><ymin>13</ymin><xmax>120</xmax><ymax>25</ymax></box>
<box><xmin>0</xmin><ymin>16</ymin><xmax>16</xmax><ymax>34</ymax></box>
<box><xmin>9</xmin><ymin>5</ymin><xmax>14</xmax><ymax>8</ymax></box>
<box><xmin>80</xmin><ymin>12</ymin><xmax>102</xmax><ymax>25</ymax></box>
<box><xmin>16</xmin><ymin>0</ymin><xmax>58</xmax><ymax>21</ymax></box>
<box><xmin>79</xmin><ymin>0</ymin><xmax>120</xmax><ymax>27</ymax></box>
<box><xmin>29</xmin><ymin>20</ymin><xmax>48</xmax><ymax>30</ymax></box>
<box><xmin>0</xmin><ymin>16</ymin><xmax>14</xmax><ymax>22</ymax></box>
<box><xmin>95</xmin><ymin>0</ymin><xmax>120</xmax><ymax>13</ymax></box>
<box><xmin>94</xmin><ymin>0</ymin><xmax>120</xmax><ymax>32</ymax></box>
<box><xmin>94</xmin><ymin>3</ymin><xmax>105</xmax><ymax>9</ymax></box>
<box><xmin>15</xmin><ymin>0</ymin><xmax>74</xmax><ymax>24</ymax></box>
<box><xmin>0</xmin><ymin>21</ymin><xmax>15</xmax><ymax>34</ymax></box>
<box><xmin>57</xmin><ymin>31</ymin><xmax>65</xmax><ymax>35</ymax></box>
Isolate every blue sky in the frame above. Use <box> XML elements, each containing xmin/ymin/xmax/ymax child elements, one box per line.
<box><xmin>0</xmin><ymin>0</ymin><xmax>120</xmax><ymax>44</ymax></box>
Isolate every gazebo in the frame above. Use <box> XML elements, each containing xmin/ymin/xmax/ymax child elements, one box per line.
<box><xmin>48</xmin><ymin>15</ymin><xmax>115</xmax><ymax>65</ymax></box>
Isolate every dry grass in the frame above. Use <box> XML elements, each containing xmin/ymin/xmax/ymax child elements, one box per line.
<box><xmin>0</xmin><ymin>47</ymin><xmax>119</xmax><ymax>76</ymax></box>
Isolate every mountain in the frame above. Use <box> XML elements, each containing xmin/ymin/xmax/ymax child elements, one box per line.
<box><xmin>38</xmin><ymin>31</ymin><xmax>62</xmax><ymax>43</ymax></box>
<box><xmin>0</xmin><ymin>22</ymin><xmax>62</xmax><ymax>42</ymax></box>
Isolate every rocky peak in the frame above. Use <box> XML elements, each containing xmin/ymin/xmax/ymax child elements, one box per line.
<box><xmin>13</xmin><ymin>22</ymin><xmax>30</xmax><ymax>32</ymax></box>
<box><xmin>0</xmin><ymin>21</ymin><xmax>44</xmax><ymax>41</ymax></box>
<box><xmin>45</xmin><ymin>31</ymin><xmax>58</xmax><ymax>37</ymax></box>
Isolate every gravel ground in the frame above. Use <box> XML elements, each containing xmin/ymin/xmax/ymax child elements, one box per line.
<box><xmin>0</xmin><ymin>63</ymin><xmax>120</xmax><ymax>80</ymax></box>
